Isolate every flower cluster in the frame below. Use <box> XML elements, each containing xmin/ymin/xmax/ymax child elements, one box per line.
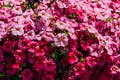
<box><xmin>0</xmin><ymin>0</ymin><xmax>120</xmax><ymax>80</ymax></box>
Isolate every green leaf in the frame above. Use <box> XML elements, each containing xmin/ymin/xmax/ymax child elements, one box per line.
<box><xmin>49</xmin><ymin>42</ymin><xmax>55</xmax><ymax>47</ymax></box>
<box><xmin>106</xmin><ymin>17</ymin><xmax>111</xmax><ymax>22</ymax></box>
<box><xmin>0</xmin><ymin>74</ymin><xmax>3</xmax><ymax>78</ymax></box>
<box><xmin>62</xmin><ymin>30</ymin><xmax>68</xmax><ymax>35</ymax></box>
<box><xmin>34</xmin><ymin>13</ymin><xmax>40</xmax><ymax>19</ymax></box>
<box><xmin>68</xmin><ymin>13</ymin><xmax>77</xmax><ymax>19</ymax></box>
<box><xmin>80</xmin><ymin>57</ymin><xmax>85</xmax><ymax>62</ymax></box>
<box><xmin>3</xmin><ymin>4</ymin><xmax>12</xmax><ymax>8</ymax></box>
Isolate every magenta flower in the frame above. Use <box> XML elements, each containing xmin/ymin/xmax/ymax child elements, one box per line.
<box><xmin>86</xmin><ymin>56</ymin><xmax>96</xmax><ymax>68</ymax></box>
<box><xmin>33</xmin><ymin>55</ymin><xmax>47</xmax><ymax>70</ymax></box>
<box><xmin>0</xmin><ymin>48</ymin><xmax>4</xmax><ymax>62</ymax></box>
<box><xmin>28</xmin><ymin>41</ymin><xmax>39</xmax><ymax>53</ymax></box>
<box><xmin>44</xmin><ymin>59</ymin><xmax>56</xmax><ymax>71</ymax></box>
<box><xmin>2</xmin><ymin>41</ymin><xmax>14</xmax><ymax>52</ymax></box>
<box><xmin>42</xmin><ymin>74</ymin><xmax>54</xmax><ymax>80</ymax></box>
<box><xmin>6</xmin><ymin>64</ymin><xmax>18</xmax><ymax>75</ymax></box>
<box><xmin>14</xmin><ymin>49</ymin><xmax>26</xmax><ymax>62</ymax></box>
<box><xmin>21</xmin><ymin>69</ymin><xmax>33</xmax><ymax>80</ymax></box>
<box><xmin>68</xmin><ymin>52</ymin><xmax>78</xmax><ymax>64</ymax></box>
<box><xmin>35</xmin><ymin>48</ymin><xmax>45</xmax><ymax>56</ymax></box>
<box><xmin>18</xmin><ymin>38</ymin><xmax>31</xmax><ymax>50</ymax></box>
<box><xmin>0</xmin><ymin>63</ymin><xmax>3</xmax><ymax>72</ymax></box>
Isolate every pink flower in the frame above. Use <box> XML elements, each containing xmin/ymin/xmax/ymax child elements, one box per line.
<box><xmin>28</xmin><ymin>41</ymin><xmax>39</xmax><ymax>53</ymax></box>
<box><xmin>54</xmin><ymin>33</ymin><xmax>68</xmax><ymax>47</ymax></box>
<box><xmin>37</xmin><ymin>3</ymin><xmax>48</xmax><ymax>10</ymax></box>
<box><xmin>21</xmin><ymin>69</ymin><xmax>33</xmax><ymax>80</ymax></box>
<box><xmin>44</xmin><ymin>59</ymin><xmax>56</xmax><ymax>71</ymax></box>
<box><xmin>12</xmin><ymin>6</ymin><xmax>22</xmax><ymax>15</ymax></box>
<box><xmin>42</xmin><ymin>0</ymin><xmax>51</xmax><ymax>4</ymax></box>
<box><xmin>23</xmin><ymin>30</ymin><xmax>35</xmax><ymax>40</ymax></box>
<box><xmin>110</xmin><ymin>65</ymin><xmax>120</xmax><ymax>74</ymax></box>
<box><xmin>24</xmin><ymin>9</ymin><xmax>34</xmax><ymax>16</ymax></box>
<box><xmin>12</xmin><ymin>63</ymin><xmax>20</xmax><ymax>69</ymax></box>
<box><xmin>80</xmin><ymin>41</ymin><xmax>90</xmax><ymax>51</ymax></box>
<box><xmin>13</xmin><ymin>5</ymin><xmax>22</xmax><ymax>12</ymax></box>
<box><xmin>0</xmin><ymin>8</ymin><xmax>11</xmax><ymax>20</ymax></box>
<box><xmin>68</xmin><ymin>52</ymin><xmax>78</xmax><ymax>64</ymax></box>
<box><xmin>38</xmin><ymin>10</ymin><xmax>51</xmax><ymax>20</ymax></box>
<box><xmin>43</xmin><ymin>32</ymin><xmax>55</xmax><ymax>42</ymax></box>
<box><xmin>73</xmin><ymin>62</ymin><xmax>87</xmax><ymax>77</ymax></box>
<box><xmin>56</xmin><ymin>0</ymin><xmax>67</xmax><ymax>8</ymax></box>
<box><xmin>15</xmin><ymin>0</ymin><xmax>25</xmax><ymax>5</ymax></box>
<box><xmin>35</xmin><ymin>49</ymin><xmax>45</xmax><ymax>56</ymax></box>
<box><xmin>3</xmin><ymin>0</ymin><xmax>14</xmax><ymax>6</ymax></box>
<box><xmin>56</xmin><ymin>20</ymin><xmax>66</xmax><ymax>29</ymax></box>
<box><xmin>76</xmin><ymin>12</ymin><xmax>84</xmax><ymax>22</ymax></box>
<box><xmin>42</xmin><ymin>74</ymin><xmax>54</xmax><ymax>80</ymax></box>
<box><xmin>11</xmin><ymin>25</ymin><xmax>24</xmax><ymax>36</ymax></box>
<box><xmin>86</xmin><ymin>56</ymin><xmax>96</xmax><ymax>68</ymax></box>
